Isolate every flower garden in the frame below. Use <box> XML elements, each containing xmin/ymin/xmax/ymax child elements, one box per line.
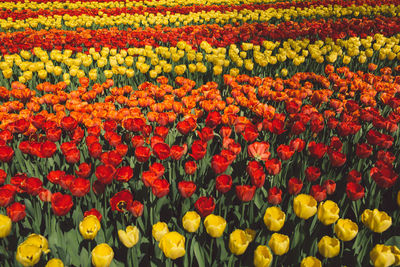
<box><xmin>0</xmin><ymin>0</ymin><xmax>400</xmax><ymax>266</ymax></box>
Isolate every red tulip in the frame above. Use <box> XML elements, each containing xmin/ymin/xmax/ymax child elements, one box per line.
<box><xmin>310</xmin><ymin>185</ymin><xmax>326</xmax><ymax>202</ymax></box>
<box><xmin>323</xmin><ymin>179</ymin><xmax>336</xmax><ymax>195</ymax></box>
<box><xmin>25</xmin><ymin>177</ymin><xmax>42</xmax><ymax>196</ymax></box>
<box><xmin>152</xmin><ymin>179</ymin><xmax>170</xmax><ymax>198</ymax></box>
<box><xmin>190</xmin><ymin>140</ymin><xmax>207</xmax><ymax>160</ymax></box>
<box><xmin>305</xmin><ymin>166</ymin><xmax>321</xmax><ymax>182</ymax></box>
<box><xmin>170</xmin><ymin>145</ymin><xmax>185</xmax><ymax>160</ymax></box>
<box><xmin>308</xmin><ymin>141</ymin><xmax>327</xmax><ymax>159</ymax></box>
<box><xmin>155</xmin><ymin>126</ymin><xmax>169</xmax><ymax>139</ymax></box>
<box><xmin>198</xmin><ymin>127</ymin><xmax>214</xmax><ymax>142</ymax></box>
<box><xmin>205</xmin><ymin>111</ymin><xmax>222</xmax><ymax>129</ymax></box>
<box><xmin>131</xmin><ymin>135</ymin><xmax>145</xmax><ymax>148</ymax></box>
<box><xmin>277</xmin><ymin>144</ymin><xmax>295</xmax><ymax>161</ymax></box>
<box><xmin>153</xmin><ymin>142</ymin><xmax>170</xmax><ymax>160</ymax></box>
<box><xmin>69</xmin><ymin>178</ymin><xmax>90</xmax><ymax>197</ymax></box>
<box><xmin>0</xmin><ymin>187</ymin><xmax>15</xmax><ymax>207</ymax></box>
<box><xmin>0</xmin><ymin>169</ymin><xmax>6</xmax><ymax>185</ymax></box>
<box><xmin>346</xmin><ymin>182</ymin><xmax>365</xmax><ymax>201</ymax></box>
<box><xmin>247</xmin><ymin>141</ymin><xmax>270</xmax><ymax>161</ymax></box>
<box><xmin>328</xmin><ymin>150</ymin><xmax>346</xmax><ymax>167</ymax></box>
<box><xmin>110</xmin><ymin>190</ymin><xmax>133</xmax><ymax>212</ymax></box>
<box><xmin>51</xmin><ymin>192</ymin><xmax>73</xmax><ymax>216</ymax></box>
<box><xmin>0</xmin><ymin>145</ymin><xmax>14</xmax><ymax>162</ymax></box>
<box><xmin>215</xmin><ymin>174</ymin><xmax>232</xmax><ymax>193</ymax></box>
<box><xmin>184</xmin><ymin>161</ymin><xmax>197</xmax><ymax>175</ymax></box>
<box><xmin>104</xmin><ymin>120</ymin><xmax>117</xmax><ymax>132</ymax></box>
<box><xmin>75</xmin><ymin>163</ymin><xmax>91</xmax><ymax>178</ymax></box>
<box><xmin>135</xmin><ymin>146</ymin><xmax>151</xmax><ymax>162</ymax></box>
<box><xmin>265</xmin><ymin>158</ymin><xmax>281</xmax><ymax>175</ymax></box>
<box><xmin>129</xmin><ymin>200</ymin><xmax>144</xmax><ymax>217</ymax></box>
<box><xmin>142</xmin><ymin>171</ymin><xmax>157</xmax><ymax>187</ymax></box>
<box><xmin>88</xmin><ymin>142</ymin><xmax>102</xmax><ymax>158</ymax></box>
<box><xmin>60</xmin><ymin>116</ymin><xmax>77</xmax><ymax>131</ymax></box>
<box><xmin>242</xmin><ymin>125</ymin><xmax>259</xmax><ymax>142</ymax></box>
<box><xmin>95</xmin><ymin>164</ymin><xmax>116</xmax><ymax>185</ymax></box>
<box><xmin>7</xmin><ymin>202</ymin><xmax>26</xmax><ymax>222</ymax></box>
<box><xmin>355</xmin><ymin>143</ymin><xmax>372</xmax><ymax>158</ymax></box>
<box><xmin>178</xmin><ymin>181</ymin><xmax>196</xmax><ymax>198</ymax></box>
<box><xmin>115</xmin><ymin>166</ymin><xmax>134</xmax><ymax>183</ymax></box>
<box><xmin>236</xmin><ymin>185</ymin><xmax>256</xmax><ymax>202</ymax></box>
<box><xmin>84</xmin><ymin>208</ymin><xmax>102</xmax><ymax>221</ymax></box>
<box><xmin>211</xmin><ymin>155</ymin><xmax>229</xmax><ymax>174</ymax></box>
<box><xmin>149</xmin><ymin>163</ymin><xmax>165</xmax><ymax>178</ymax></box>
<box><xmin>267</xmin><ymin>187</ymin><xmax>282</xmax><ymax>205</ymax></box>
<box><xmin>195</xmin><ymin>196</ymin><xmax>215</xmax><ymax>217</ymax></box>
<box><xmin>347</xmin><ymin>170</ymin><xmax>362</xmax><ymax>183</ymax></box>
<box><xmin>288</xmin><ymin>177</ymin><xmax>303</xmax><ymax>195</ymax></box>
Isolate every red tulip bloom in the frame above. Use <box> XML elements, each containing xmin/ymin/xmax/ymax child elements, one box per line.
<box><xmin>13</xmin><ymin>119</ymin><xmax>30</xmax><ymax>134</ymax></box>
<box><xmin>84</xmin><ymin>208</ymin><xmax>102</xmax><ymax>221</ymax></box>
<box><xmin>219</xmin><ymin>126</ymin><xmax>232</xmax><ymax>138</ymax></box>
<box><xmin>355</xmin><ymin>143</ymin><xmax>372</xmax><ymax>158</ymax></box>
<box><xmin>267</xmin><ymin>187</ymin><xmax>282</xmax><ymax>205</ymax></box>
<box><xmin>0</xmin><ymin>145</ymin><xmax>14</xmax><ymax>163</ymax></box>
<box><xmin>142</xmin><ymin>171</ymin><xmax>157</xmax><ymax>187</ymax></box>
<box><xmin>323</xmin><ymin>179</ymin><xmax>336</xmax><ymax>195</ymax></box>
<box><xmin>124</xmin><ymin>118</ymin><xmax>145</xmax><ymax>132</ymax></box>
<box><xmin>40</xmin><ymin>141</ymin><xmax>57</xmax><ymax>158</ymax></box>
<box><xmin>92</xmin><ymin>180</ymin><xmax>105</xmax><ymax>195</ymax></box>
<box><xmin>305</xmin><ymin>166</ymin><xmax>321</xmax><ymax>182</ymax></box>
<box><xmin>76</xmin><ymin>163</ymin><xmax>91</xmax><ymax>178</ymax></box>
<box><xmin>88</xmin><ymin>142</ymin><xmax>102</xmax><ymax>159</ymax></box>
<box><xmin>329</xmin><ymin>136</ymin><xmax>343</xmax><ymax>152</ymax></box>
<box><xmin>129</xmin><ymin>200</ymin><xmax>144</xmax><ymax>217</ymax></box>
<box><xmin>269</xmin><ymin>119</ymin><xmax>286</xmax><ymax>135</ymax></box>
<box><xmin>104</xmin><ymin>120</ymin><xmax>117</xmax><ymax>132</ymax></box>
<box><xmin>377</xmin><ymin>150</ymin><xmax>395</xmax><ymax>164</ymax></box>
<box><xmin>347</xmin><ymin>170</ymin><xmax>362</xmax><ymax>184</ymax></box>
<box><xmin>346</xmin><ymin>182</ymin><xmax>365</xmax><ymax>201</ymax></box>
<box><xmin>51</xmin><ymin>192</ymin><xmax>73</xmax><ymax>216</ymax></box>
<box><xmin>247</xmin><ymin>141</ymin><xmax>270</xmax><ymax>161</ymax></box>
<box><xmin>115</xmin><ymin>166</ymin><xmax>133</xmax><ymax>183</ymax></box>
<box><xmin>290</xmin><ymin>138</ymin><xmax>305</xmax><ymax>152</ymax></box>
<box><xmin>288</xmin><ymin>177</ymin><xmax>303</xmax><ymax>195</ymax></box>
<box><xmin>155</xmin><ymin>126</ymin><xmax>169</xmax><ymax>140</ymax></box>
<box><xmin>46</xmin><ymin>127</ymin><xmax>62</xmax><ymax>142</ymax></box>
<box><xmin>69</xmin><ymin>178</ymin><xmax>90</xmax><ymax>197</ymax></box>
<box><xmin>87</xmin><ymin>125</ymin><xmax>101</xmax><ymax>136</ymax></box>
<box><xmin>176</xmin><ymin>120</ymin><xmax>192</xmax><ymax>135</ymax></box>
<box><xmin>195</xmin><ymin>196</ymin><xmax>215</xmax><ymax>217</ymax></box>
<box><xmin>7</xmin><ymin>202</ymin><xmax>26</xmax><ymax>222</ymax></box>
<box><xmin>58</xmin><ymin>174</ymin><xmax>75</xmax><ymax>190</ymax></box>
<box><xmin>198</xmin><ymin>127</ymin><xmax>214</xmax><ymax>142</ymax></box>
<box><xmin>0</xmin><ymin>187</ymin><xmax>15</xmax><ymax>207</ymax></box>
<box><xmin>106</xmin><ymin>150</ymin><xmax>123</xmax><ymax>167</ymax></box>
<box><xmin>0</xmin><ymin>169</ymin><xmax>6</xmax><ymax>185</ymax></box>
<box><xmin>170</xmin><ymin>145</ymin><xmax>185</xmax><ymax>160</ymax></box>
<box><xmin>64</xmin><ymin>148</ymin><xmax>80</xmax><ymax>164</ymax></box>
<box><xmin>220</xmin><ymin>149</ymin><xmax>236</xmax><ymax>165</ymax></box>
<box><xmin>308</xmin><ymin>141</ymin><xmax>327</xmax><ymax>159</ymax></box>
<box><xmin>178</xmin><ymin>181</ymin><xmax>196</xmax><ymax>198</ymax></box>
<box><xmin>205</xmin><ymin>111</ymin><xmax>222</xmax><ymax>129</ymax></box>
<box><xmin>236</xmin><ymin>185</ymin><xmax>256</xmax><ymax>202</ymax></box>
<box><xmin>277</xmin><ymin>144</ymin><xmax>295</xmax><ymax>161</ymax></box>
<box><xmin>211</xmin><ymin>155</ymin><xmax>229</xmax><ymax>174</ymax></box>
<box><xmin>215</xmin><ymin>174</ymin><xmax>232</xmax><ymax>194</ymax></box>
<box><xmin>95</xmin><ymin>164</ymin><xmax>116</xmax><ymax>185</ymax></box>
<box><xmin>184</xmin><ymin>161</ymin><xmax>197</xmax><ymax>175</ymax></box>
<box><xmin>152</xmin><ymin>179</ymin><xmax>170</xmax><ymax>198</ymax></box>
<box><xmin>291</xmin><ymin>121</ymin><xmax>306</xmax><ymax>135</ymax></box>
<box><xmin>60</xmin><ymin>116</ymin><xmax>78</xmax><ymax>131</ymax></box>
<box><xmin>25</xmin><ymin>177</ymin><xmax>42</xmax><ymax>196</ymax></box>
<box><xmin>116</xmin><ymin>144</ymin><xmax>128</xmax><ymax>157</ymax></box>
<box><xmin>131</xmin><ymin>135</ymin><xmax>145</xmax><ymax>149</ymax></box>
<box><xmin>110</xmin><ymin>190</ymin><xmax>133</xmax><ymax>212</ymax></box>
<box><xmin>149</xmin><ymin>163</ymin><xmax>165</xmax><ymax>178</ymax></box>
<box><xmin>328</xmin><ymin>150</ymin><xmax>346</xmax><ymax>167</ymax></box>
<box><xmin>190</xmin><ymin>140</ymin><xmax>207</xmax><ymax>161</ymax></box>
<box><xmin>242</xmin><ymin>125</ymin><xmax>259</xmax><ymax>142</ymax></box>
<box><xmin>310</xmin><ymin>118</ymin><xmax>324</xmax><ymax>134</ymax></box>
<box><xmin>370</xmin><ymin>167</ymin><xmax>398</xmax><ymax>188</ymax></box>
<box><xmin>153</xmin><ymin>142</ymin><xmax>170</xmax><ymax>160</ymax></box>
<box><xmin>310</xmin><ymin>185</ymin><xmax>327</xmax><ymax>202</ymax></box>
<box><xmin>250</xmin><ymin>168</ymin><xmax>266</xmax><ymax>188</ymax></box>
<box><xmin>38</xmin><ymin>188</ymin><xmax>52</xmax><ymax>202</ymax></box>
<box><xmin>135</xmin><ymin>146</ymin><xmax>151</xmax><ymax>162</ymax></box>
<box><xmin>265</xmin><ymin>158</ymin><xmax>281</xmax><ymax>175</ymax></box>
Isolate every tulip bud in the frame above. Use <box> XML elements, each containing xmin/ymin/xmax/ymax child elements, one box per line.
<box><xmin>263</xmin><ymin>206</ymin><xmax>285</xmax><ymax>232</ymax></box>
<box><xmin>318</xmin><ymin>236</ymin><xmax>340</xmax><ymax>258</ymax></box>
<box><xmin>91</xmin><ymin>243</ymin><xmax>114</xmax><ymax>267</ymax></box>
<box><xmin>182</xmin><ymin>211</ymin><xmax>201</xmax><ymax>233</ymax></box>
<box><xmin>293</xmin><ymin>194</ymin><xmax>317</xmax><ymax>220</ymax></box>
<box><xmin>300</xmin><ymin>256</ymin><xmax>322</xmax><ymax>267</ymax></box>
<box><xmin>0</xmin><ymin>214</ymin><xmax>12</xmax><ymax>238</ymax></box>
<box><xmin>268</xmin><ymin>233</ymin><xmax>290</xmax><ymax>256</ymax></box>
<box><xmin>159</xmin><ymin>232</ymin><xmax>186</xmax><ymax>260</ymax></box>
<box><xmin>254</xmin><ymin>245</ymin><xmax>273</xmax><ymax>267</ymax></box>
<box><xmin>45</xmin><ymin>258</ymin><xmax>64</xmax><ymax>267</ymax></box>
<box><xmin>118</xmin><ymin>226</ymin><xmax>140</xmax><ymax>248</ymax></box>
<box><xmin>79</xmin><ymin>215</ymin><xmax>101</xmax><ymax>240</ymax></box>
<box><xmin>334</xmin><ymin>219</ymin><xmax>358</xmax><ymax>241</ymax></box>
<box><xmin>204</xmin><ymin>214</ymin><xmax>227</xmax><ymax>238</ymax></box>
<box><xmin>152</xmin><ymin>222</ymin><xmax>169</xmax><ymax>242</ymax></box>
<box><xmin>317</xmin><ymin>200</ymin><xmax>340</xmax><ymax>225</ymax></box>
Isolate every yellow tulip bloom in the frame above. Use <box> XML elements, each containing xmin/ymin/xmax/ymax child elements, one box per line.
<box><xmin>79</xmin><ymin>215</ymin><xmax>101</xmax><ymax>240</ymax></box>
<box><xmin>118</xmin><ymin>226</ymin><xmax>140</xmax><ymax>248</ymax></box>
<box><xmin>317</xmin><ymin>200</ymin><xmax>339</xmax><ymax>226</ymax></box>
<box><xmin>361</xmin><ymin>209</ymin><xmax>392</xmax><ymax>233</ymax></box>
<box><xmin>268</xmin><ymin>233</ymin><xmax>290</xmax><ymax>256</ymax></box>
<box><xmin>45</xmin><ymin>258</ymin><xmax>64</xmax><ymax>267</ymax></box>
<box><xmin>152</xmin><ymin>222</ymin><xmax>169</xmax><ymax>242</ymax></box>
<box><xmin>91</xmin><ymin>243</ymin><xmax>114</xmax><ymax>267</ymax></box>
<box><xmin>263</xmin><ymin>206</ymin><xmax>285</xmax><ymax>232</ymax></box>
<box><xmin>254</xmin><ymin>245</ymin><xmax>273</xmax><ymax>267</ymax></box>
<box><xmin>229</xmin><ymin>229</ymin><xmax>251</xmax><ymax>256</ymax></box>
<box><xmin>159</xmin><ymin>232</ymin><xmax>186</xmax><ymax>260</ymax></box>
<box><xmin>182</xmin><ymin>211</ymin><xmax>201</xmax><ymax>233</ymax></box>
<box><xmin>300</xmin><ymin>256</ymin><xmax>322</xmax><ymax>267</ymax></box>
<box><xmin>16</xmin><ymin>243</ymin><xmax>42</xmax><ymax>267</ymax></box>
<box><xmin>334</xmin><ymin>219</ymin><xmax>358</xmax><ymax>241</ymax></box>
<box><xmin>204</xmin><ymin>214</ymin><xmax>227</xmax><ymax>238</ymax></box>
<box><xmin>318</xmin><ymin>236</ymin><xmax>340</xmax><ymax>258</ymax></box>
<box><xmin>293</xmin><ymin>194</ymin><xmax>318</xmax><ymax>220</ymax></box>
<box><xmin>0</xmin><ymin>214</ymin><xmax>12</xmax><ymax>238</ymax></box>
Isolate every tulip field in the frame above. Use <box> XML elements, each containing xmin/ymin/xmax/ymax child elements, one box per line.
<box><xmin>1</xmin><ymin>0</ymin><xmax>400</xmax><ymax>266</ymax></box>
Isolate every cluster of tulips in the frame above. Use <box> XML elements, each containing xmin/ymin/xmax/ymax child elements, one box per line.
<box><xmin>0</xmin><ymin>0</ymin><xmax>399</xmax><ymax>266</ymax></box>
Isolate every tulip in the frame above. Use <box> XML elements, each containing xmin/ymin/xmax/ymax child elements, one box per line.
<box><xmin>293</xmin><ymin>194</ymin><xmax>318</xmax><ymax>220</ymax></box>
<box><xmin>0</xmin><ymin>214</ymin><xmax>12</xmax><ymax>238</ymax></box>
<box><xmin>268</xmin><ymin>233</ymin><xmax>289</xmax><ymax>256</ymax></box>
<box><xmin>204</xmin><ymin>214</ymin><xmax>226</xmax><ymax>238</ymax></box>
<box><xmin>229</xmin><ymin>229</ymin><xmax>251</xmax><ymax>256</ymax></box>
<box><xmin>91</xmin><ymin>243</ymin><xmax>114</xmax><ymax>267</ymax></box>
<box><xmin>370</xmin><ymin>244</ymin><xmax>397</xmax><ymax>267</ymax></box>
<box><xmin>254</xmin><ymin>245</ymin><xmax>273</xmax><ymax>267</ymax></box>
<box><xmin>334</xmin><ymin>219</ymin><xmax>358</xmax><ymax>241</ymax></box>
<box><xmin>361</xmin><ymin>209</ymin><xmax>392</xmax><ymax>233</ymax></box>
<box><xmin>16</xmin><ymin>243</ymin><xmax>42</xmax><ymax>267</ymax></box>
<box><xmin>300</xmin><ymin>256</ymin><xmax>322</xmax><ymax>267</ymax></box>
<box><xmin>318</xmin><ymin>236</ymin><xmax>340</xmax><ymax>258</ymax></box>
<box><xmin>159</xmin><ymin>232</ymin><xmax>186</xmax><ymax>260</ymax></box>
<box><xmin>263</xmin><ymin>206</ymin><xmax>285</xmax><ymax>232</ymax></box>
<box><xmin>118</xmin><ymin>226</ymin><xmax>140</xmax><ymax>248</ymax></box>
<box><xmin>45</xmin><ymin>258</ymin><xmax>64</xmax><ymax>267</ymax></box>
<box><xmin>182</xmin><ymin>211</ymin><xmax>201</xmax><ymax>233</ymax></box>
<box><xmin>24</xmin><ymin>234</ymin><xmax>50</xmax><ymax>254</ymax></box>
<box><xmin>152</xmin><ymin>222</ymin><xmax>169</xmax><ymax>242</ymax></box>
<box><xmin>397</xmin><ymin>191</ymin><xmax>400</xmax><ymax>207</ymax></box>
<box><xmin>79</xmin><ymin>215</ymin><xmax>101</xmax><ymax>240</ymax></box>
<box><xmin>317</xmin><ymin>200</ymin><xmax>340</xmax><ymax>225</ymax></box>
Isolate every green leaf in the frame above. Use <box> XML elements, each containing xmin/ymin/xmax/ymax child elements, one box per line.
<box><xmin>192</xmin><ymin>238</ymin><xmax>206</xmax><ymax>267</ymax></box>
<box><xmin>385</xmin><ymin>236</ymin><xmax>400</xmax><ymax>246</ymax></box>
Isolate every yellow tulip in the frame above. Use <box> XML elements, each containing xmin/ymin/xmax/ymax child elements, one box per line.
<box><xmin>263</xmin><ymin>206</ymin><xmax>285</xmax><ymax>232</ymax></box>
<box><xmin>317</xmin><ymin>200</ymin><xmax>339</xmax><ymax>226</ymax></box>
<box><xmin>245</xmin><ymin>229</ymin><xmax>256</xmax><ymax>242</ymax></box>
<box><xmin>268</xmin><ymin>233</ymin><xmax>290</xmax><ymax>256</ymax></box>
<box><xmin>397</xmin><ymin>191</ymin><xmax>400</xmax><ymax>207</ymax></box>
<box><xmin>91</xmin><ymin>243</ymin><xmax>114</xmax><ymax>267</ymax></box>
<box><xmin>79</xmin><ymin>215</ymin><xmax>101</xmax><ymax>240</ymax></box>
<box><xmin>0</xmin><ymin>214</ymin><xmax>12</xmax><ymax>238</ymax></box>
<box><xmin>118</xmin><ymin>226</ymin><xmax>139</xmax><ymax>248</ymax></box>
<box><xmin>152</xmin><ymin>222</ymin><xmax>169</xmax><ymax>242</ymax></box>
<box><xmin>318</xmin><ymin>236</ymin><xmax>340</xmax><ymax>258</ymax></box>
<box><xmin>300</xmin><ymin>256</ymin><xmax>322</xmax><ymax>267</ymax></box>
<box><xmin>182</xmin><ymin>211</ymin><xmax>201</xmax><ymax>233</ymax></box>
<box><xmin>370</xmin><ymin>244</ymin><xmax>396</xmax><ymax>267</ymax></box>
<box><xmin>334</xmin><ymin>218</ymin><xmax>358</xmax><ymax>241</ymax></box>
<box><xmin>2</xmin><ymin>68</ymin><xmax>12</xmax><ymax>79</ymax></box>
<box><xmin>361</xmin><ymin>209</ymin><xmax>392</xmax><ymax>233</ymax></box>
<box><xmin>16</xmin><ymin>243</ymin><xmax>42</xmax><ymax>267</ymax></box>
<box><xmin>280</xmin><ymin>68</ymin><xmax>288</xmax><ymax>77</ymax></box>
<box><xmin>213</xmin><ymin>65</ymin><xmax>222</xmax><ymax>75</ymax></box>
<box><xmin>24</xmin><ymin>234</ymin><xmax>50</xmax><ymax>254</ymax></box>
<box><xmin>293</xmin><ymin>194</ymin><xmax>318</xmax><ymax>220</ymax></box>
<box><xmin>204</xmin><ymin>214</ymin><xmax>226</xmax><ymax>238</ymax></box>
<box><xmin>230</xmin><ymin>68</ymin><xmax>239</xmax><ymax>77</ymax></box>
<box><xmin>159</xmin><ymin>231</ymin><xmax>186</xmax><ymax>260</ymax></box>
<box><xmin>229</xmin><ymin>229</ymin><xmax>251</xmax><ymax>256</ymax></box>
<box><xmin>254</xmin><ymin>245</ymin><xmax>273</xmax><ymax>267</ymax></box>
<box><xmin>45</xmin><ymin>258</ymin><xmax>64</xmax><ymax>267</ymax></box>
